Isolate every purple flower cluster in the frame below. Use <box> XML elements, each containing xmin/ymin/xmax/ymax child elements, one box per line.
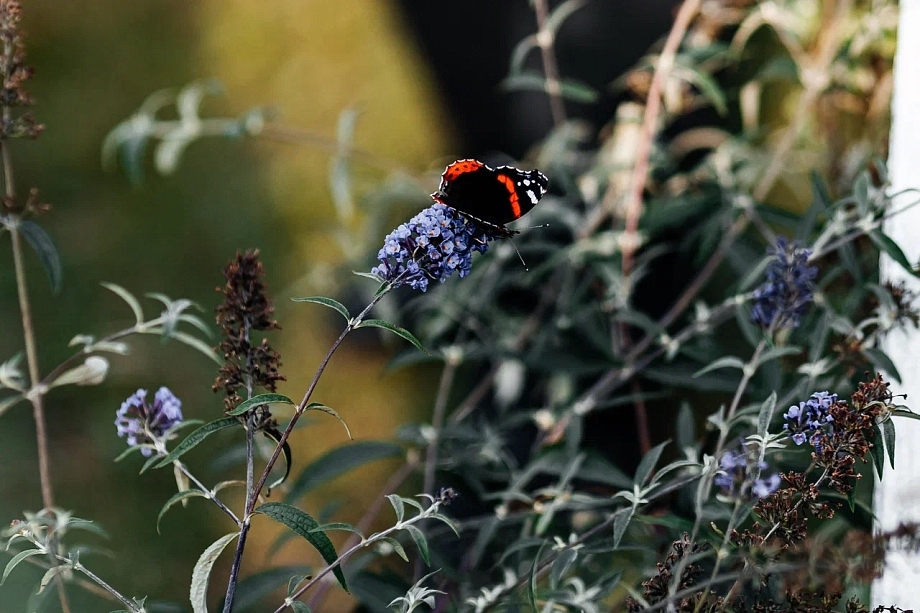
<box><xmin>715</xmin><ymin>447</ymin><xmax>781</xmax><ymax>500</ymax></box>
<box><xmin>784</xmin><ymin>391</ymin><xmax>837</xmax><ymax>448</ymax></box>
<box><xmin>751</xmin><ymin>237</ymin><xmax>818</xmax><ymax>329</ymax></box>
<box><xmin>115</xmin><ymin>387</ymin><xmax>183</xmax><ymax>456</ymax></box>
<box><xmin>371</xmin><ymin>203</ymin><xmax>493</xmax><ymax>292</ymax></box>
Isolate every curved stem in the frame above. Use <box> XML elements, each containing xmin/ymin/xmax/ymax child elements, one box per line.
<box><xmin>533</xmin><ymin>0</ymin><xmax>566</xmax><ymax>126</ymax></box>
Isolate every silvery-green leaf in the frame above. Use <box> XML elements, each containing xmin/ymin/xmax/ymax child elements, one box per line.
<box><xmin>156</xmin><ymin>490</ymin><xmax>208</xmax><ymax>534</ymax></box>
<box><xmin>1</xmin><ymin>549</ymin><xmax>43</xmax><ymax>585</ymax></box>
<box><xmin>189</xmin><ymin>533</ymin><xmax>238</xmax><ymax>613</ymax></box>
<box><xmin>48</xmin><ymin>356</ymin><xmax>109</xmax><ymax>388</ymax></box>
<box><xmin>101</xmin><ymin>282</ymin><xmax>144</xmax><ymax>325</ymax></box>
<box><xmin>0</xmin><ymin>354</ymin><xmax>24</xmax><ymax>392</ymax></box>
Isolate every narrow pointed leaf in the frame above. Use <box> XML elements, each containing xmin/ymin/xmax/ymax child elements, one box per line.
<box><xmin>101</xmin><ymin>282</ymin><xmax>144</xmax><ymax>324</ymax></box>
<box><xmin>155</xmin><ymin>417</ymin><xmax>239</xmax><ymax>468</ymax></box>
<box><xmin>693</xmin><ymin>356</ymin><xmax>745</xmax><ymax>378</ymax></box>
<box><xmin>864</xmin><ymin>348</ymin><xmax>902</xmax><ymax>384</ymax></box>
<box><xmin>1</xmin><ymin>549</ymin><xmax>43</xmax><ymax>585</ymax></box>
<box><xmin>379</xmin><ymin>537</ymin><xmax>409</xmax><ymax>563</ymax></box>
<box><xmin>882</xmin><ymin>419</ymin><xmax>896</xmax><ymax>469</ymax></box>
<box><xmin>870</xmin><ymin>231</ymin><xmax>916</xmax><ymax>276</ymax></box>
<box><xmin>291</xmin><ymin>296</ymin><xmax>351</xmax><ymax>322</ymax></box>
<box><xmin>403</xmin><ymin>524</ymin><xmax>430</xmax><ymax>566</ymax></box>
<box><xmin>215</xmin><ymin>565</ymin><xmax>311</xmax><ymax>612</ymax></box>
<box><xmin>307</xmin><ymin>523</ymin><xmax>364</xmax><ymax>537</ymax></box>
<box><xmin>386</xmin><ymin>494</ymin><xmax>405</xmax><ymax>523</ymax></box>
<box><xmin>356</xmin><ymin>319</ymin><xmax>427</xmax><ymax>354</ymax></box>
<box><xmin>189</xmin><ymin>533</ymin><xmax>238</xmax><ymax>613</ymax></box>
<box><xmin>757</xmin><ymin>392</ymin><xmax>778</xmax><ymax>437</ymax></box>
<box><xmin>255</xmin><ymin>502</ymin><xmax>348</xmax><ymax>592</ymax></box>
<box><xmin>634</xmin><ymin>441</ymin><xmax>669</xmax><ymax>486</ymax></box>
<box><xmin>226</xmin><ymin>393</ymin><xmax>295</xmax><ymax>416</ymax></box>
<box><xmin>303</xmin><ymin>403</ymin><xmax>352</xmax><ymax>439</ymax></box>
<box><xmin>19</xmin><ymin>221</ymin><xmax>62</xmax><ymax>294</ymax></box>
<box><xmin>870</xmin><ymin>424</ymin><xmax>885</xmax><ymax>480</ymax></box>
<box><xmin>263</xmin><ymin>428</ymin><xmax>294</xmax><ymax>491</ymax></box>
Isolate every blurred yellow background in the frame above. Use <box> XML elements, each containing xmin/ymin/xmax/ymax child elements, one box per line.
<box><xmin>0</xmin><ymin>0</ymin><xmax>454</xmax><ymax>610</ymax></box>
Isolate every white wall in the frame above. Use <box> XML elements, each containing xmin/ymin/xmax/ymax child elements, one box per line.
<box><xmin>873</xmin><ymin>0</ymin><xmax>920</xmax><ymax>606</ymax></box>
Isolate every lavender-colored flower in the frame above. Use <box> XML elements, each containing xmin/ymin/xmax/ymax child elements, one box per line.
<box><xmin>752</xmin><ymin>474</ymin><xmax>782</xmax><ymax>498</ymax></box>
<box><xmin>115</xmin><ymin>387</ymin><xmax>183</xmax><ymax>456</ymax></box>
<box><xmin>751</xmin><ymin>237</ymin><xmax>818</xmax><ymax>329</ymax></box>
<box><xmin>371</xmin><ymin>203</ymin><xmax>496</xmax><ymax>292</ymax></box>
<box><xmin>784</xmin><ymin>391</ymin><xmax>838</xmax><ymax>447</ymax></box>
<box><xmin>716</xmin><ymin>446</ymin><xmax>779</xmax><ymax>499</ymax></box>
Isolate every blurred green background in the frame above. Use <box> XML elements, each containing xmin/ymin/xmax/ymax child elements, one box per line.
<box><xmin>0</xmin><ymin>0</ymin><xmax>460</xmax><ymax>610</ymax></box>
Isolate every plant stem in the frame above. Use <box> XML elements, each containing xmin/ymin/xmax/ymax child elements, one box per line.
<box><xmin>307</xmin><ymin>459</ymin><xmax>417</xmax><ymax>610</ymax></box>
<box><xmin>72</xmin><ymin>561</ymin><xmax>141</xmax><ymax>613</ymax></box>
<box><xmin>532</xmin><ymin>0</ymin><xmax>566</xmax><ymax>127</ymax></box>
<box><xmin>221</xmin><ymin>415</ymin><xmax>253</xmax><ymax>613</ymax></box>
<box><xmin>4</xmin><ymin>137</ymin><xmax>71</xmax><ymax>613</ymax></box>
<box><xmin>248</xmin><ymin>290</ymin><xmax>388</xmax><ymax>511</ymax></box>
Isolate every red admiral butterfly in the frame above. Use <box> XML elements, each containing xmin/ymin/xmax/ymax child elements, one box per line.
<box><xmin>431</xmin><ymin>159</ymin><xmax>549</xmax><ymax>238</ymax></box>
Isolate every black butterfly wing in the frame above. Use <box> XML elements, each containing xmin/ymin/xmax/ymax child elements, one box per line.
<box><xmin>433</xmin><ymin>159</ymin><xmax>548</xmax><ymax>226</ymax></box>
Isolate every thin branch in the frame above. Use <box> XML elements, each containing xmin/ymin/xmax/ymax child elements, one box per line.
<box><xmin>533</xmin><ymin>0</ymin><xmax>567</xmax><ymax>126</ymax></box>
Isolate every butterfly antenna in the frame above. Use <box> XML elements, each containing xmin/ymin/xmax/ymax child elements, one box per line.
<box><xmin>507</xmin><ymin>236</ymin><xmax>529</xmax><ymax>271</ymax></box>
<box><xmin>515</xmin><ymin>222</ymin><xmax>550</xmax><ymax>231</ymax></box>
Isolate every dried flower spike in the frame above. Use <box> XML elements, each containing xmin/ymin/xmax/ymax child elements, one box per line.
<box><xmin>213</xmin><ymin>249</ymin><xmax>285</xmax><ymax>413</ymax></box>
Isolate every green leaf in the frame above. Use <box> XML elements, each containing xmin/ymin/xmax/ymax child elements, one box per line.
<box><xmin>169</xmin><ymin>330</ymin><xmax>222</xmax><ymax>364</ymax></box>
<box><xmin>288</xmin><ymin>573</ymin><xmax>311</xmax><ymax>596</ymax></box>
<box><xmin>673</xmin><ymin>64</ymin><xmax>727</xmax><ymax>115</ymax></box>
<box><xmin>550</xmin><ymin>548</ymin><xmax>577</xmax><ymax>589</ymax></box>
<box><xmin>379</xmin><ymin>537</ymin><xmax>409</xmax><ymax>563</ymax></box>
<box><xmin>847</xmin><ymin>488</ymin><xmax>857</xmax><ymax>514</ymax></box>
<box><xmin>285</xmin><ymin>441</ymin><xmax>402</xmax><ymax>503</ymax></box>
<box><xmin>356</xmin><ymin>319</ymin><xmax>427</xmax><ymax>354</ymax></box>
<box><xmin>755</xmin><ymin>346</ymin><xmax>802</xmax><ymax>368</ymax></box>
<box><xmin>101</xmin><ymin>282</ymin><xmax>144</xmax><ymax>324</ymax></box>
<box><xmin>864</xmin><ymin>348</ymin><xmax>902</xmax><ymax>384</ymax></box>
<box><xmin>500</xmin><ymin>72</ymin><xmax>599</xmax><ymax>103</ymax></box>
<box><xmin>190</xmin><ymin>533</ymin><xmax>238</xmax><ymax>613</ymax></box>
<box><xmin>612</xmin><ymin>508</ymin><xmax>633</xmax><ymax>549</ymax></box>
<box><xmin>157</xmin><ymin>490</ymin><xmax>208</xmax><ymax>534</ymax></box>
<box><xmin>255</xmin><ymin>502</ymin><xmax>348</xmax><ymax>592</ymax></box>
<box><xmin>403</xmin><ymin>524</ymin><xmax>430</xmax><ymax>566</ymax></box>
<box><xmin>352</xmin><ymin>271</ymin><xmax>383</xmax><ymax>284</ymax></box>
<box><xmin>19</xmin><ymin>221</ymin><xmax>62</xmax><ymax>294</ymax></box>
<box><xmin>869</xmin><ymin>231</ymin><xmax>916</xmax><ymax>277</ymax></box>
<box><xmin>289</xmin><ymin>602</ymin><xmax>312</xmax><ymax>613</ymax></box>
<box><xmin>307</xmin><ymin>523</ymin><xmax>364</xmax><ymax>537</ymax></box>
<box><xmin>291</xmin><ymin>296</ymin><xmax>351</xmax><ymax>323</ymax></box>
<box><xmin>1</xmin><ymin>549</ymin><xmax>43</xmax><ymax>586</ymax></box>
<box><xmin>303</xmin><ymin>403</ymin><xmax>352</xmax><ymax>440</ymax></box>
<box><xmin>528</xmin><ymin>541</ymin><xmax>545</xmax><ymax>613</ymax></box>
<box><xmin>155</xmin><ymin>417</ymin><xmax>239</xmax><ymax>468</ymax></box>
<box><xmin>882</xmin><ymin>419</ymin><xmax>896</xmax><ymax>469</ymax></box>
<box><xmin>386</xmin><ymin>494</ymin><xmax>404</xmax><ymax>523</ymax></box>
<box><xmin>263</xmin><ymin>428</ymin><xmax>294</xmax><ymax>491</ymax></box>
<box><xmin>870</xmin><ymin>424</ymin><xmax>885</xmax><ymax>480</ymax></box>
<box><xmin>0</xmin><ymin>393</ymin><xmax>24</xmax><ymax>418</ymax></box>
<box><xmin>227</xmin><ymin>393</ymin><xmax>295</xmax><ymax>416</ymax></box>
<box><xmin>757</xmin><ymin>392</ymin><xmax>778</xmax><ymax>438</ymax></box>
<box><xmin>634</xmin><ymin>440</ymin><xmax>669</xmax><ymax>486</ymax></box>
<box><xmin>693</xmin><ymin>356</ymin><xmax>745</xmax><ymax>378</ymax></box>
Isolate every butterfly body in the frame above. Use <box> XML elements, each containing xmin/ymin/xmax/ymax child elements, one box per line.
<box><xmin>431</xmin><ymin>159</ymin><xmax>548</xmax><ymax>237</ymax></box>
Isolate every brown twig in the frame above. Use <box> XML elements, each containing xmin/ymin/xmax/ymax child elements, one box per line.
<box><xmin>533</xmin><ymin>0</ymin><xmax>567</xmax><ymax>127</ymax></box>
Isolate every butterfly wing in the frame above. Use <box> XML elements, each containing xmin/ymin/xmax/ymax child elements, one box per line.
<box><xmin>432</xmin><ymin>159</ymin><xmax>548</xmax><ymax>227</ymax></box>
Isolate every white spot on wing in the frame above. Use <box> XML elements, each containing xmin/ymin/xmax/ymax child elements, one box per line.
<box><xmin>528</xmin><ymin>190</ymin><xmax>539</xmax><ymax>205</ymax></box>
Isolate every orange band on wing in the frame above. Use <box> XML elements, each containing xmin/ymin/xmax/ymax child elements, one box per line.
<box><xmin>497</xmin><ymin>174</ymin><xmax>521</xmax><ymax>218</ymax></box>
